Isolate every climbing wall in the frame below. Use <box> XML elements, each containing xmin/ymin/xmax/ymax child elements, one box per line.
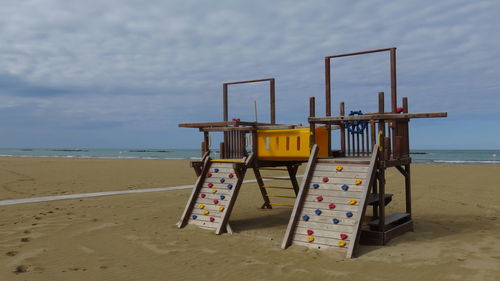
<box><xmin>180</xmin><ymin>161</ymin><xmax>244</xmax><ymax>234</ymax></box>
<box><xmin>282</xmin><ymin>150</ymin><xmax>378</xmax><ymax>258</ymax></box>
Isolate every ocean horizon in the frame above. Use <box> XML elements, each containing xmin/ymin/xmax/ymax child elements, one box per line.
<box><xmin>0</xmin><ymin>148</ymin><xmax>499</xmax><ymax>165</ymax></box>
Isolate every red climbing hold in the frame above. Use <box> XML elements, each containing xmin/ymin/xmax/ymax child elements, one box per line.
<box><xmin>307</xmin><ymin>229</ymin><xmax>314</xmax><ymax>235</ymax></box>
<box><xmin>207</xmin><ymin>173</ymin><xmax>212</xmax><ymax>178</ymax></box>
<box><xmin>322</xmin><ymin>177</ymin><xmax>329</xmax><ymax>183</ymax></box>
<box><xmin>329</xmin><ymin>203</ymin><xmax>336</xmax><ymax>209</ymax></box>
<box><xmin>208</xmin><ymin>183</ymin><xmax>214</xmax><ymax>188</ymax></box>
<box><xmin>209</xmin><ymin>217</ymin><xmax>215</xmax><ymax>222</ymax></box>
<box><xmin>340</xmin><ymin>234</ymin><xmax>348</xmax><ymax>240</ymax></box>
<box><xmin>228</xmin><ymin>173</ymin><xmax>234</xmax><ymax>179</ymax></box>
<box><xmin>213</xmin><ymin>199</ymin><xmax>219</xmax><ymax>204</ymax></box>
<box><xmin>396</xmin><ymin>107</ymin><xmax>404</xmax><ymax>113</ymax></box>
<box><xmin>200</xmin><ymin>193</ymin><xmax>206</xmax><ymax>198</ymax></box>
<box><xmin>316</xmin><ymin>196</ymin><xmax>324</xmax><ymax>202</ymax></box>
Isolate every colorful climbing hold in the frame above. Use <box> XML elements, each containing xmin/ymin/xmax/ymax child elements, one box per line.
<box><xmin>307</xmin><ymin>236</ymin><xmax>315</xmax><ymax>242</ymax></box>
<box><xmin>340</xmin><ymin>234</ymin><xmax>348</xmax><ymax>240</ymax></box>
<box><xmin>212</xmin><ymin>189</ymin><xmax>217</xmax><ymax>193</ymax></box>
<box><xmin>316</xmin><ymin>196</ymin><xmax>324</xmax><ymax>202</ymax></box>
<box><xmin>302</xmin><ymin>215</ymin><xmax>310</xmax><ymax>221</ymax></box>
<box><xmin>208</xmin><ymin>183</ymin><xmax>214</xmax><ymax>188</ymax></box>
<box><xmin>329</xmin><ymin>203</ymin><xmax>336</xmax><ymax>209</ymax></box>
<box><xmin>322</xmin><ymin>177</ymin><xmax>329</xmax><ymax>183</ymax></box>
<box><xmin>218</xmin><ymin>206</ymin><xmax>225</xmax><ymax>212</ymax></box>
<box><xmin>341</xmin><ymin>184</ymin><xmax>349</xmax><ymax>191</ymax></box>
<box><xmin>228</xmin><ymin>173</ymin><xmax>234</xmax><ymax>179</ymax></box>
<box><xmin>220</xmin><ymin>178</ymin><xmax>225</xmax><ymax>183</ymax></box>
<box><xmin>214</xmin><ymin>168</ymin><xmax>219</xmax><ymax>173</ymax></box>
<box><xmin>336</xmin><ymin>165</ymin><xmax>343</xmax><ymax>171</ymax></box>
<box><xmin>312</xmin><ymin>183</ymin><xmax>320</xmax><ymax>189</ymax></box>
<box><xmin>198</xmin><ymin>204</ymin><xmax>205</xmax><ymax>209</ymax></box>
<box><xmin>307</xmin><ymin>229</ymin><xmax>314</xmax><ymax>235</ymax></box>
<box><xmin>355</xmin><ymin>179</ymin><xmax>362</xmax><ymax>185</ymax></box>
<box><xmin>338</xmin><ymin>241</ymin><xmax>346</xmax><ymax>247</ymax></box>
<box><xmin>332</xmin><ymin>218</ymin><xmax>340</xmax><ymax>224</ymax></box>
<box><xmin>203</xmin><ymin>210</ymin><xmax>210</xmax><ymax>215</ymax></box>
<box><xmin>346</xmin><ymin>212</ymin><xmax>353</xmax><ymax>218</ymax></box>
<box><xmin>220</xmin><ymin>195</ymin><xmax>225</xmax><ymax>200</ymax></box>
<box><xmin>315</xmin><ymin>209</ymin><xmax>322</xmax><ymax>215</ymax></box>
<box><xmin>396</xmin><ymin>107</ymin><xmax>404</xmax><ymax>113</ymax></box>
<box><xmin>200</xmin><ymin>193</ymin><xmax>206</xmax><ymax>198</ymax></box>
<box><xmin>207</xmin><ymin>173</ymin><xmax>212</xmax><ymax>178</ymax></box>
<box><xmin>349</xmin><ymin>199</ymin><xmax>357</xmax><ymax>205</ymax></box>
<box><xmin>227</xmin><ymin>184</ymin><xmax>233</xmax><ymax>189</ymax></box>
<box><xmin>192</xmin><ymin>215</ymin><xmax>197</xmax><ymax>220</ymax></box>
<box><xmin>209</xmin><ymin>217</ymin><xmax>215</xmax><ymax>222</ymax></box>
<box><xmin>213</xmin><ymin>199</ymin><xmax>219</xmax><ymax>204</ymax></box>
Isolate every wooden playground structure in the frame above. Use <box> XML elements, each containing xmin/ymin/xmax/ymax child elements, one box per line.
<box><xmin>177</xmin><ymin>47</ymin><xmax>447</xmax><ymax>258</ymax></box>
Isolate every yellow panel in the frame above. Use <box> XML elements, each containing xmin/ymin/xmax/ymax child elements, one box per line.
<box><xmin>257</xmin><ymin>127</ymin><xmax>328</xmax><ymax>161</ymax></box>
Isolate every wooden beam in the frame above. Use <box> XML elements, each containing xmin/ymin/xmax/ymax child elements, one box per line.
<box><xmin>309</xmin><ymin>112</ymin><xmax>447</xmax><ymax>123</ymax></box>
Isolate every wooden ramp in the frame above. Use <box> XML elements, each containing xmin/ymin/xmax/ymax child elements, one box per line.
<box><xmin>177</xmin><ymin>154</ymin><xmax>252</xmax><ymax>234</ymax></box>
<box><xmin>282</xmin><ymin>146</ymin><xmax>378</xmax><ymax>258</ymax></box>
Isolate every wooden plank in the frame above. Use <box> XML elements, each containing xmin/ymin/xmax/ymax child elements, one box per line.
<box><xmin>281</xmin><ymin>145</ymin><xmax>319</xmax><ymax>249</ymax></box>
<box><xmin>311</xmin><ymin>170</ymin><xmax>367</xmax><ymax>179</ymax></box>
<box><xmin>296</xmin><ymin>220</ymin><xmax>355</xmax><ymax>232</ymax></box>
<box><xmin>314</xmin><ymin>164</ymin><xmax>369</xmax><ymax>172</ymax></box>
<box><xmin>293</xmin><ymin>241</ymin><xmax>348</xmax><ymax>251</ymax></box>
<box><xmin>302</xmin><ymin>201</ymin><xmax>359</xmax><ymax>212</ymax></box>
<box><xmin>293</xmin><ymin>234</ymin><xmax>351</xmax><ymax>248</ymax></box>
<box><xmin>310</xmin><ymin>176</ymin><xmax>367</xmax><ymax>185</ymax></box>
<box><xmin>305</xmin><ymin>184</ymin><xmax>364</xmax><ymax>194</ymax></box>
<box><xmin>295</xmin><ymin>227</ymin><xmax>353</xmax><ymax>240</ymax></box>
<box><xmin>301</xmin><ymin>207</ymin><xmax>360</xmax><ymax>218</ymax></box>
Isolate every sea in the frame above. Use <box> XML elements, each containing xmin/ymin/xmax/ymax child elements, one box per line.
<box><xmin>0</xmin><ymin>148</ymin><xmax>499</xmax><ymax>164</ymax></box>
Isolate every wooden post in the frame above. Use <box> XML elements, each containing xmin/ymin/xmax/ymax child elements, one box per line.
<box><xmin>309</xmin><ymin>97</ymin><xmax>316</xmax><ymax>149</ymax></box>
<box><xmin>340</xmin><ymin>102</ymin><xmax>346</xmax><ymax>156</ymax></box>
<box><xmin>404</xmin><ymin>164</ymin><xmax>412</xmax><ymax>216</ymax></box>
<box><xmin>270</xmin><ymin>78</ymin><xmax>276</xmax><ymax>124</ymax></box>
<box><xmin>223</xmin><ymin>84</ymin><xmax>228</xmax><ymax>121</ymax></box>
<box><xmin>390</xmin><ymin>48</ymin><xmax>397</xmax><ymax>113</ymax></box>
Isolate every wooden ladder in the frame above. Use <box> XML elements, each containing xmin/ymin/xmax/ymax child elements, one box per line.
<box><xmin>253</xmin><ymin>164</ymin><xmax>300</xmax><ymax>209</ymax></box>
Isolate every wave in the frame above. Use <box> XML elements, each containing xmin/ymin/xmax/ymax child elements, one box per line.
<box><xmin>433</xmin><ymin>160</ymin><xmax>500</xmax><ymax>164</ymax></box>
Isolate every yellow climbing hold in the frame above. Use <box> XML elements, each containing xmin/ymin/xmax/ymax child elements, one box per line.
<box><xmin>349</xmin><ymin>200</ymin><xmax>357</xmax><ymax>205</ymax></box>
<box><xmin>212</xmin><ymin>189</ymin><xmax>217</xmax><ymax>193</ymax></box>
<box><xmin>198</xmin><ymin>204</ymin><xmax>205</xmax><ymax>209</ymax></box>
<box><xmin>336</xmin><ymin>165</ymin><xmax>343</xmax><ymax>171</ymax></box>
<box><xmin>307</xmin><ymin>236</ymin><xmax>315</xmax><ymax>242</ymax></box>
<box><xmin>355</xmin><ymin>179</ymin><xmax>362</xmax><ymax>185</ymax></box>
<box><xmin>218</xmin><ymin>206</ymin><xmax>225</xmax><ymax>212</ymax></box>
<box><xmin>203</xmin><ymin>210</ymin><xmax>210</xmax><ymax>215</ymax></box>
<box><xmin>338</xmin><ymin>241</ymin><xmax>346</xmax><ymax>247</ymax></box>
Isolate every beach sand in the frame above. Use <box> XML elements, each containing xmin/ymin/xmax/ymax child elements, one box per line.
<box><xmin>0</xmin><ymin>157</ymin><xmax>499</xmax><ymax>281</ymax></box>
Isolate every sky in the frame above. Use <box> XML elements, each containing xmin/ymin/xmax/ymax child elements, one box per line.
<box><xmin>0</xmin><ymin>0</ymin><xmax>499</xmax><ymax>149</ymax></box>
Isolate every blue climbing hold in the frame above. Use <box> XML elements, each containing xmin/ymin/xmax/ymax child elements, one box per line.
<box><xmin>332</xmin><ymin>218</ymin><xmax>340</xmax><ymax>224</ymax></box>
<box><xmin>192</xmin><ymin>215</ymin><xmax>198</xmax><ymax>220</ymax></box>
<box><xmin>341</xmin><ymin>184</ymin><xmax>349</xmax><ymax>191</ymax></box>
<box><xmin>214</xmin><ymin>168</ymin><xmax>219</xmax><ymax>173</ymax></box>
<box><xmin>227</xmin><ymin>184</ymin><xmax>233</xmax><ymax>189</ymax></box>
<box><xmin>315</xmin><ymin>209</ymin><xmax>322</xmax><ymax>215</ymax></box>
<box><xmin>346</xmin><ymin>212</ymin><xmax>353</xmax><ymax>218</ymax></box>
<box><xmin>220</xmin><ymin>195</ymin><xmax>225</xmax><ymax>200</ymax></box>
<box><xmin>220</xmin><ymin>178</ymin><xmax>225</xmax><ymax>183</ymax></box>
<box><xmin>313</xmin><ymin>184</ymin><xmax>319</xmax><ymax>189</ymax></box>
<box><xmin>302</xmin><ymin>215</ymin><xmax>310</xmax><ymax>221</ymax></box>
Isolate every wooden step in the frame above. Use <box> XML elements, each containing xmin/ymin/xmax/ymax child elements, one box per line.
<box><xmin>368</xmin><ymin>213</ymin><xmax>410</xmax><ymax>227</ymax></box>
<box><xmin>317</xmin><ymin>157</ymin><xmax>371</xmax><ymax>165</ymax></box>
<box><xmin>367</xmin><ymin>194</ymin><xmax>393</xmax><ymax>206</ymax></box>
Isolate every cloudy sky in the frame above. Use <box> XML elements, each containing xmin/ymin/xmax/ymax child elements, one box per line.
<box><xmin>1</xmin><ymin>0</ymin><xmax>499</xmax><ymax>149</ymax></box>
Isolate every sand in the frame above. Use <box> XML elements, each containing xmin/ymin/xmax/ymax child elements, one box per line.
<box><xmin>0</xmin><ymin>157</ymin><xmax>499</xmax><ymax>281</ymax></box>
